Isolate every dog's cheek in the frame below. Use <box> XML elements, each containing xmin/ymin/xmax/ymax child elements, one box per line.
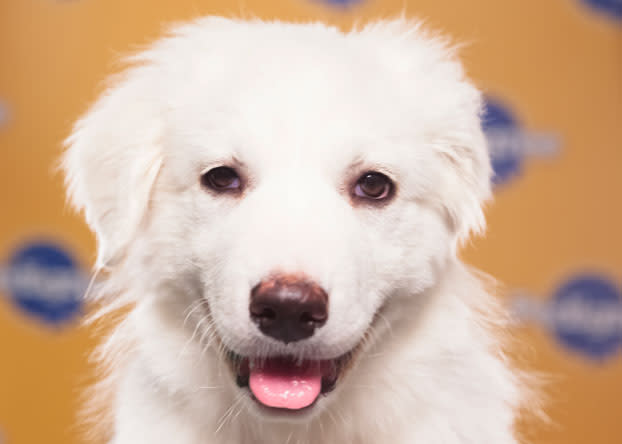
<box><xmin>138</xmin><ymin>193</ymin><xmax>199</xmax><ymax>285</ymax></box>
<box><xmin>146</xmin><ymin>194</ymin><xmax>258</xmax><ymax>354</ymax></box>
<box><xmin>319</xmin><ymin>204</ymin><xmax>453</xmax><ymax>354</ymax></box>
<box><xmin>374</xmin><ymin>202</ymin><xmax>453</xmax><ymax>297</ymax></box>
<box><xmin>410</xmin><ymin>215</ymin><xmax>452</xmax><ymax>288</ymax></box>
<box><xmin>307</xmin><ymin>202</ymin><xmax>451</xmax><ymax>352</ymax></box>
<box><xmin>187</xmin><ymin>219</ymin><xmax>258</xmax><ymax>351</ymax></box>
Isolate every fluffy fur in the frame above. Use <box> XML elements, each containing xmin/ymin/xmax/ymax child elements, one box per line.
<box><xmin>63</xmin><ymin>17</ymin><xmax>526</xmax><ymax>444</ymax></box>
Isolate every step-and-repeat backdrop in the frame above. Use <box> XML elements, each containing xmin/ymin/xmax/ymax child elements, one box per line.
<box><xmin>0</xmin><ymin>1</ymin><xmax>620</xmax><ymax>443</ymax></box>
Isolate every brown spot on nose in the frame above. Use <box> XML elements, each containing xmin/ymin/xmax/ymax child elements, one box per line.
<box><xmin>250</xmin><ymin>274</ymin><xmax>328</xmax><ymax>344</ymax></box>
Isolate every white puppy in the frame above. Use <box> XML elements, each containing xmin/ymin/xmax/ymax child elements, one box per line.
<box><xmin>63</xmin><ymin>17</ymin><xmax>526</xmax><ymax>444</ymax></box>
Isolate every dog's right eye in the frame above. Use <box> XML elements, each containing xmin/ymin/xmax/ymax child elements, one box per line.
<box><xmin>353</xmin><ymin>171</ymin><xmax>394</xmax><ymax>202</ymax></box>
<box><xmin>201</xmin><ymin>166</ymin><xmax>242</xmax><ymax>193</ymax></box>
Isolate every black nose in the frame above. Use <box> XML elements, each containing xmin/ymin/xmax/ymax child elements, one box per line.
<box><xmin>250</xmin><ymin>275</ymin><xmax>328</xmax><ymax>344</ymax></box>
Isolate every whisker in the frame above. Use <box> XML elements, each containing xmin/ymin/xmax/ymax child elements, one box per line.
<box><xmin>214</xmin><ymin>393</ymin><xmax>245</xmax><ymax>435</ymax></box>
<box><xmin>198</xmin><ymin>386</ymin><xmax>224</xmax><ymax>390</ymax></box>
<box><xmin>375</xmin><ymin>312</ymin><xmax>394</xmax><ymax>339</ymax></box>
<box><xmin>285</xmin><ymin>431</ymin><xmax>294</xmax><ymax>444</ymax></box>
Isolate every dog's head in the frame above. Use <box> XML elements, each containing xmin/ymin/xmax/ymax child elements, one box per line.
<box><xmin>63</xmin><ymin>18</ymin><xmax>491</xmax><ymax>419</ymax></box>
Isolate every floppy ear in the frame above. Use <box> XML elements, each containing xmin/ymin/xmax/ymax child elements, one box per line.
<box><xmin>62</xmin><ymin>71</ymin><xmax>163</xmax><ymax>268</ymax></box>
<box><xmin>433</xmin><ymin>94</ymin><xmax>493</xmax><ymax>245</ymax></box>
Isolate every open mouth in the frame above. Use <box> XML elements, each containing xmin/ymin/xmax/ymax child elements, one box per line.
<box><xmin>227</xmin><ymin>352</ymin><xmax>354</xmax><ymax>411</ymax></box>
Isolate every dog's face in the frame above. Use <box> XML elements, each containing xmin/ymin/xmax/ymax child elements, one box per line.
<box><xmin>63</xmin><ymin>18</ymin><xmax>491</xmax><ymax>420</ymax></box>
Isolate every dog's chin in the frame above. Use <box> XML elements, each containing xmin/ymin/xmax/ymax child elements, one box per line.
<box><xmin>222</xmin><ymin>346</ymin><xmax>360</xmax><ymax>421</ymax></box>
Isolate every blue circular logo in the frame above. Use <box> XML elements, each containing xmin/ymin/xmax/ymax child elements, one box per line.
<box><xmin>551</xmin><ymin>275</ymin><xmax>622</xmax><ymax>360</ymax></box>
<box><xmin>482</xmin><ymin>98</ymin><xmax>524</xmax><ymax>185</ymax></box>
<box><xmin>4</xmin><ymin>242</ymin><xmax>85</xmax><ymax>325</ymax></box>
<box><xmin>581</xmin><ymin>0</ymin><xmax>622</xmax><ymax>20</ymax></box>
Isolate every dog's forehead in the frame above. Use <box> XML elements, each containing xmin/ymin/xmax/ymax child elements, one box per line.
<box><xmin>165</xmin><ymin>91</ymin><xmax>423</xmax><ymax>184</ymax></box>
<box><xmin>165</xmin><ymin>55</ymin><xmax>429</xmax><ymax>173</ymax></box>
<box><xmin>157</xmin><ymin>20</ymin><xmax>468</xmax><ymax>182</ymax></box>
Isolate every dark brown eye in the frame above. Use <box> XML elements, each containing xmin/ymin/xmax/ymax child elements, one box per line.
<box><xmin>201</xmin><ymin>166</ymin><xmax>241</xmax><ymax>192</ymax></box>
<box><xmin>353</xmin><ymin>172</ymin><xmax>393</xmax><ymax>200</ymax></box>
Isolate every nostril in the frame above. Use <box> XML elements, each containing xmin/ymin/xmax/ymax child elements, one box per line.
<box><xmin>259</xmin><ymin>307</ymin><xmax>276</xmax><ymax>320</ymax></box>
<box><xmin>250</xmin><ymin>306</ymin><xmax>277</xmax><ymax>325</ymax></box>
<box><xmin>299</xmin><ymin>311</ymin><xmax>326</xmax><ymax>327</ymax></box>
<box><xmin>300</xmin><ymin>312</ymin><xmax>314</xmax><ymax>326</ymax></box>
<box><xmin>253</xmin><ymin>307</ymin><xmax>276</xmax><ymax>319</ymax></box>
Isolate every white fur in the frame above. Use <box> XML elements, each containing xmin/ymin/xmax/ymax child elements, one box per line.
<box><xmin>63</xmin><ymin>17</ymin><xmax>526</xmax><ymax>444</ymax></box>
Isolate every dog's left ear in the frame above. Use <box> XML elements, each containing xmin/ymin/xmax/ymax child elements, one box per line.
<box><xmin>434</xmin><ymin>97</ymin><xmax>493</xmax><ymax>245</ymax></box>
<box><xmin>62</xmin><ymin>71</ymin><xmax>163</xmax><ymax>268</ymax></box>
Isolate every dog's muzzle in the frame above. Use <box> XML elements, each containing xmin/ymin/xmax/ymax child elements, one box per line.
<box><xmin>237</xmin><ymin>274</ymin><xmax>333</xmax><ymax>410</ymax></box>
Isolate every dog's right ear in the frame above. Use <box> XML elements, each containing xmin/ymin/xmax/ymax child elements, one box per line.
<box><xmin>62</xmin><ymin>71</ymin><xmax>163</xmax><ymax>269</ymax></box>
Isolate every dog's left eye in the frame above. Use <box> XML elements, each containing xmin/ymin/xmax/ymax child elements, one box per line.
<box><xmin>353</xmin><ymin>171</ymin><xmax>394</xmax><ymax>201</ymax></box>
<box><xmin>201</xmin><ymin>166</ymin><xmax>242</xmax><ymax>192</ymax></box>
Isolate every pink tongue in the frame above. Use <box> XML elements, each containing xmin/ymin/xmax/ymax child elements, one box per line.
<box><xmin>249</xmin><ymin>358</ymin><xmax>322</xmax><ymax>410</ymax></box>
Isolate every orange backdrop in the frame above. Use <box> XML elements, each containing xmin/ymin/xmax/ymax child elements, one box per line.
<box><xmin>0</xmin><ymin>1</ymin><xmax>620</xmax><ymax>443</ymax></box>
